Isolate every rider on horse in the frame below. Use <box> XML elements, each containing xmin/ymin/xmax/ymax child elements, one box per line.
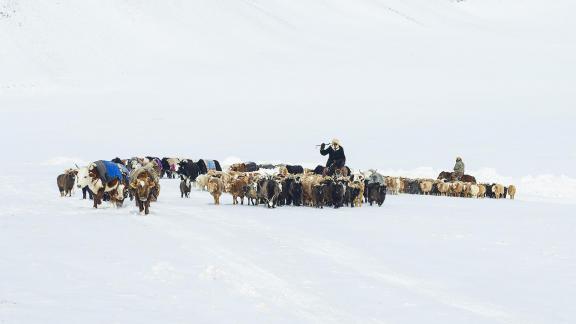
<box><xmin>453</xmin><ymin>156</ymin><xmax>465</xmax><ymax>181</ymax></box>
<box><xmin>320</xmin><ymin>139</ymin><xmax>346</xmax><ymax>176</ymax></box>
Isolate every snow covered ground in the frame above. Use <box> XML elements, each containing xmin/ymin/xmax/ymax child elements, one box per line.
<box><xmin>1</xmin><ymin>165</ymin><xmax>576</xmax><ymax>323</ymax></box>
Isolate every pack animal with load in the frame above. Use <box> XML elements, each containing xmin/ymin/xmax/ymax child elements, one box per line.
<box><xmin>76</xmin><ymin>161</ymin><xmax>127</xmax><ymax>208</ymax></box>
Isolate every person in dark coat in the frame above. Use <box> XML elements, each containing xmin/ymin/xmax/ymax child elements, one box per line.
<box><xmin>320</xmin><ymin>139</ymin><xmax>346</xmax><ymax>175</ymax></box>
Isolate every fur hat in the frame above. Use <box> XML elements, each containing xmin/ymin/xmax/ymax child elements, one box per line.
<box><xmin>331</xmin><ymin>138</ymin><xmax>341</xmax><ymax>146</ymax></box>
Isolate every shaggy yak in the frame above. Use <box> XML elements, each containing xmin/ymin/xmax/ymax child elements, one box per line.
<box><xmin>130</xmin><ymin>167</ymin><xmax>159</xmax><ymax>215</ymax></box>
<box><xmin>367</xmin><ymin>183</ymin><xmax>387</xmax><ymax>207</ymax></box>
<box><xmin>57</xmin><ymin>169</ymin><xmax>77</xmax><ymax>197</ymax></box>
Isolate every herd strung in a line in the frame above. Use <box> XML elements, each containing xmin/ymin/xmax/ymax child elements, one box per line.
<box><xmin>56</xmin><ymin>157</ymin><xmax>517</xmax><ymax>215</ymax></box>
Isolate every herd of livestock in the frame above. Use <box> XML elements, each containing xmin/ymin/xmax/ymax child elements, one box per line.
<box><xmin>56</xmin><ymin>157</ymin><xmax>517</xmax><ymax>215</ymax></box>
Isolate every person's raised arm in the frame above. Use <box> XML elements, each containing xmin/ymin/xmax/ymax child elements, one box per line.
<box><xmin>320</xmin><ymin>143</ymin><xmax>330</xmax><ymax>155</ymax></box>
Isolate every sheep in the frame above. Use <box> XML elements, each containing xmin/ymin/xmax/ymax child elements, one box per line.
<box><xmin>419</xmin><ymin>180</ymin><xmax>433</xmax><ymax>195</ymax></box>
<box><xmin>492</xmin><ymin>184</ymin><xmax>505</xmax><ymax>199</ymax></box>
<box><xmin>437</xmin><ymin>181</ymin><xmax>451</xmax><ymax>196</ymax></box>
<box><xmin>451</xmin><ymin>181</ymin><xmax>465</xmax><ymax>197</ymax></box>
<box><xmin>508</xmin><ymin>185</ymin><xmax>517</xmax><ymax>200</ymax></box>
<box><xmin>195</xmin><ymin>174</ymin><xmax>209</xmax><ymax>191</ymax></box>
<box><xmin>477</xmin><ymin>184</ymin><xmax>486</xmax><ymax>198</ymax></box>
<box><xmin>468</xmin><ymin>183</ymin><xmax>480</xmax><ymax>198</ymax></box>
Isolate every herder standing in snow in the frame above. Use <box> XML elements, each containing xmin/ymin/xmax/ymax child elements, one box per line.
<box><xmin>453</xmin><ymin>156</ymin><xmax>465</xmax><ymax>181</ymax></box>
<box><xmin>321</xmin><ymin>139</ymin><xmax>346</xmax><ymax>176</ymax></box>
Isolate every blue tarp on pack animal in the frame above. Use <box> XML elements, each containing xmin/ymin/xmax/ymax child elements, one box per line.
<box><xmin>117</xmin><ymin>163</ymin><xmax>130</xmax><ymax>183</ymax></box>
<box><xmin>197</xmin><ymin>159</ymin><xmax>222</xmax><ymax>174</ymax></box>
<box><xmin>94</xmin><ymin>160</ymin><xmax>124</xmax><ymax>184</ymax></box>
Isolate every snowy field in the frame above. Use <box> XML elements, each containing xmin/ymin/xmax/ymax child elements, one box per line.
<box><xmin>2</xmin><ymin>0</ymin><xmax>576</xmax><ymax>323</ymax></box>
<box><xmin>1</xmin><ymin>165</ymin><xmax>576</xmax><ymax>323</ymax></box>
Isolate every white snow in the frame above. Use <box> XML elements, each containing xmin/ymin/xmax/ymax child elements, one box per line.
<box><xmin>1</xmin><ymin>165</ymin><xmax>576</xmax><ymax>323</ymax></box>
<box><xmin>38</xmin><ymin>157</ymin><xmax>88</xmax><ymax>167</ymax></box>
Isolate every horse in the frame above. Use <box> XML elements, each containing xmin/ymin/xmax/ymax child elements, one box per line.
<box><xmin>76</xmin><ymin>163</ymin><xmax>126</xmax><ymax>208</ymax></box>
<box><xmin>313</xmin><ymin>164</ymin><xmax>350</xmax><ymax>177</ymax></box>
<box><xmin>437</xmin><ymin>171</ymin><xmax>477</xmax><ymax>184</ymax></box>
<box><xmin>327</xmin><ymin>166</ymin><xmax>350</xmax><ymax>177</ymax></box>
